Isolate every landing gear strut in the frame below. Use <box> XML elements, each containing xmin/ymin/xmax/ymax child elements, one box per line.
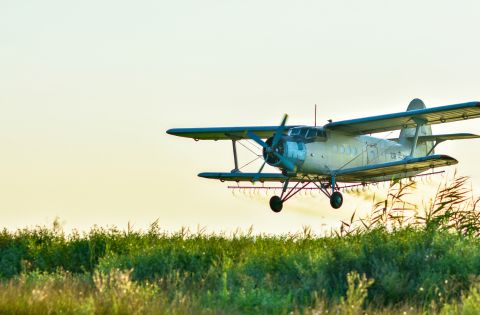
<box><xmin>328</xmin><ymin>175</ymin><xmax>343</xmax><ymax>209</ymax></box>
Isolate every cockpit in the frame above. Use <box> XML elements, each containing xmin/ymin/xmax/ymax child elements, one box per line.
<box><xmin>288</xmin><ymin>127</ymin><xmax>327</xmax><ymax>141</ymax></box>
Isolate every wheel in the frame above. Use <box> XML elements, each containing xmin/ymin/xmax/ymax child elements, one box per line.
<box><xmin>330</xmin><ymin>191</ymin><xmax>343</xmax><ymax>209</ymax></box>
<box><xmin>269</xmin><ymin>196</ymin><xmax>283</xmax><ymax>212</ymax></box>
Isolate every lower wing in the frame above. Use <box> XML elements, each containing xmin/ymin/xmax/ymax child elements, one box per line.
<box><xmin>198</xmin><ymin>155</ymin><xmax>457</xmax><ymax>183</ymax></box>
<box><xmin>334</xmin><ymin>154</ymin><xmax>457</xmax><ymax>182</ymax></box>
<box><xmin>198</xmin><ymin>172</ymin><xmax>289</xmax><ymax>182</ymax></box>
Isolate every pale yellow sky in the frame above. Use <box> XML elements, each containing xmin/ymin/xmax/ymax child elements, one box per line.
<box><xmin>1</xmin><ymin>0</ymin><xmax>480</xmax><ymax>233</ymax></box>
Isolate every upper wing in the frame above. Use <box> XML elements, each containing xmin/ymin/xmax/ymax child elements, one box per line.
<box><xmin>334</xmin><ymin>154</ymin><xmax>457</xmax><ymax>182</ymax></box>
<box><xmin>325</xmin><ymin>101</ymin><xmax>480</xmax><ymax>135</ymax></box>
<box><xmin>167</xmin><ymin>126</ymin><xmax>299</xmax><ymax>140</ymax></box>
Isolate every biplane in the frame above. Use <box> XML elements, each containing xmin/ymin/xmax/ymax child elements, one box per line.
<box><xmin>167</xmin><ymin>99</ymin><xmax>480</xmax><ymax>212</ymax></box>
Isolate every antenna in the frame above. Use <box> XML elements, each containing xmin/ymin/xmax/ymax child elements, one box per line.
<box><xmin>314</xmin><ymin>104</ymin><xmax>317</xmax><ymax>126</ymax></box>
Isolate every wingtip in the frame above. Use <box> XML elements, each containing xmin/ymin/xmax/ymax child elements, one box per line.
<box><xmin>166</xmin><ymin>128</ymin><xmax>180</xmax><ymax>136</ymax></box>
<box><xmin>438</xmin><ymin>154</ymin><xmax>458</xmax><ymax>163</ymax></box>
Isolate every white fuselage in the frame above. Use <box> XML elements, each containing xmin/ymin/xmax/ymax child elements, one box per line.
<box><xmin>279</xmin><ymin>128</ymin><xmax>432</xmax><ymax>181</ymax></box>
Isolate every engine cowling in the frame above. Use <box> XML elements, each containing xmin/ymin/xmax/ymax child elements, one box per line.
<box><xmin>263</xmin><ymin>137</ymin><xmax>306</xmax><ymax>169</ymax></box>
<box><xmin>284</xmin><ymin>141</ymin><xmax>306</xmax><ymax>164</ymax></box>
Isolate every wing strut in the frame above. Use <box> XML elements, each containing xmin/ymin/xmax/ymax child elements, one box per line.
<box><xmin>231</xmin><ymin>140</ymin><xmax>239</xmax><ymax>173</ymax></box>
<box><xmin>427</xmin><ymin>140</ymin><xmax>444</xmax><ymax>156</ymax></box>
<box><xmin>331</xmin><ymin>175</ymin><xmax>336</xmax><ymax>195</ymax></box>
<box><xmin>410</xmin><ymin>118</ymin><xmax>427</xmax><ymax>157</ymax></box>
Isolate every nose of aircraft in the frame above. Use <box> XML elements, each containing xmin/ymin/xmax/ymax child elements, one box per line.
<box><xmin>263</xmin><ymin>136</ymin><xmax>284</xmax><ymax>166</ymax></box>
<box><xmin>246</xmin><ymin>114</ymin><xmax>296</xmax><ymax>181</ymax></box>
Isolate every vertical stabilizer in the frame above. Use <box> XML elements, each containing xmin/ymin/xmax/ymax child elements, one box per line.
<box><xmin>399</xmin><ymin>99</ymin><xmax>434</xmax><ymax>156</ymax></box>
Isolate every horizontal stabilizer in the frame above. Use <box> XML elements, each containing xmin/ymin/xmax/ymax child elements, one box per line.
<box><xmin>334</xmin><ymin>154</ymin><xmax>457</xmax><ymax>182</ymax></box>
<box><xmin>389</xmin><ymin>133</ymin><xmax>480</xmax><ymax>143</ymax></box>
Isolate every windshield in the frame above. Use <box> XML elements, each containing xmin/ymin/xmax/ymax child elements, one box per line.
<box><xmin>289</xmin><ymin>127</ymin><xmax>326</xmax><ymax>140</ymax></box>
<box><xmin>289</xmin><ymin>128</ymin><xmax>301</xmax><ymax>136</ymax></box>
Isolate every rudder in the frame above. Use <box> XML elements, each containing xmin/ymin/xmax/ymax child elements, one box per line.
<box><xmin>399</xmin><ymin>98</ymin><xmax>434</xmax><ymax>156</ymax></box>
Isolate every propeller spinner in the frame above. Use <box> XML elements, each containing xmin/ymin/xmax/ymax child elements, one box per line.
<box><xmin>247</xmin><ymin>114</ymin><xmax>295</xmax><ymax>181</ymax></box>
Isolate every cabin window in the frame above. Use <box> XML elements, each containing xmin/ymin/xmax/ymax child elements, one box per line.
<box><xmin>317</xmin><ymin>129</ymin><xmax>326</xmax><ymax>138</ymax></box>
<box><xmin>346</xmin><ymin>146</ymin><xmax>351</xmax><ymax>155</ymax></box>
<box><xmin>306</xmin><ymin>129</ymin><xmax>317</xmax><ymax>139</ymax></box>
<box><xmin>339</xmin><ymin>145</ymin><xmax>345</xmax><ymax>154</ymax></box>
<box><xmin>299</xmin><ymin>128</ymin><xmax>308</xmax><ymax>137</ymax></box>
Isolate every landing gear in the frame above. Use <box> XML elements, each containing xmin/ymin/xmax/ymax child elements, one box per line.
<box><xmin>268</xmin><ymin>180</ymin><xmax>309</xmax><ymax>213</ymax></box>
<box><xmin>266</xmin><ymin>176</ymin><xmax>343</xmax><ymax>212</ymax></box>
<box><xmin>330</xmin><ymin>191</ymin><xmax>343</xmax><ymax>209</ymax></box>
<box><xmin>269</xmin><ymin>196</ymin><xmax>283</xmax><ymax>212</ymax></box>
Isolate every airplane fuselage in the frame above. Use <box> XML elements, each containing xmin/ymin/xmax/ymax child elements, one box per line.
<box><xmin>275</xmin><ymin>126</ymin><xmax>433</xmax><ymax>181</ymax></box>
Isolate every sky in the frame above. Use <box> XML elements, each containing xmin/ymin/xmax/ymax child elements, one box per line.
<box><xmin>1</xmin><ymin>0</ymin><xmax>480</xmax><ymax>234</ymax></box>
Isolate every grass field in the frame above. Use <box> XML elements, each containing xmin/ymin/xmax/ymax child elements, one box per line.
<box><xmin>1</xmin><ymin>176</ymin><xmax>480</xmax><ymax>314</ymax></box>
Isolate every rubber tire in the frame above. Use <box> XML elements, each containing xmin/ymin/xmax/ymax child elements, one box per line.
<box><xmin>330</xmin><ymin>191</ymin><xmax>343</xmax><ymax>209</ymax></box>
<box><xmin>269</xmin><ymin>196</ymin><xmax>283</xmax><ymax>213</ymax></box>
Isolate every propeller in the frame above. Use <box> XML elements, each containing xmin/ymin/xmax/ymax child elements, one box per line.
<box><xmin>247</xmin><ymin>114</ymin><xmax>295</xmax><ymax>181</ymax></box>
<box><xmin>271</xmin><ymin>114</ymin><xmax>288</xmax><ymax>148</ymax></box>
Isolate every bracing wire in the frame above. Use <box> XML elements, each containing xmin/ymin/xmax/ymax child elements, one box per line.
<box><xmin>245</xmin><ymin>139</ymin><xmax>262</xmax><ymax>151</ymax></box>
<box><xmin>237</xmin><ymin>140</ymin><xmax>261</xmax><ymax>157</ymax></box>
<box><xmin>239</xmin><ymin>155</ymin><xmax>262</xmax><ymax>170</ymax></box>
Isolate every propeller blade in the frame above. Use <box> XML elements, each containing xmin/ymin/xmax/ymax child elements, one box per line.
<box><xmin>253</xmin><ymin>161</ymin><xmax>266</xmax><ymax>182</ymax></box>
<box><xmin>274</xmin><ymin>152</ymin><xmax>296</xmax><ymax>172</ymax></box>
<box><xmin>247</xmin><ymin>131</ymin><xmax>268</xmax><ymax>149</ymax></box>
<box><xmin>272</xmin><ymin>114</ymin><xmax>288</xmax><ymax>148</ymax></box>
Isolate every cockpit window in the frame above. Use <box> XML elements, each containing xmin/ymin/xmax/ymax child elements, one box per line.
<box><xmin>289</xmin><ymin>128</ymin><xmax>301</xmax><ymax>136</ymax></box>
<box><xmin>289</xmin><ymin>127</ymin><xmax>327</xmax><ymax>140</ymax></box>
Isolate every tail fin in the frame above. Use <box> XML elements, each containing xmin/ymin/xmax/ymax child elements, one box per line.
<box><xmin>399</xmin><ymin>99</ymin><xmax>434</xmax><ymax>156</ymax></box>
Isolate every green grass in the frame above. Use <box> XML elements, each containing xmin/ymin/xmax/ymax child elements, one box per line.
<box><xmin>1</xmin><ymin>175</ymin><xmax>480</xmax><ymax>314</ymax></box>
